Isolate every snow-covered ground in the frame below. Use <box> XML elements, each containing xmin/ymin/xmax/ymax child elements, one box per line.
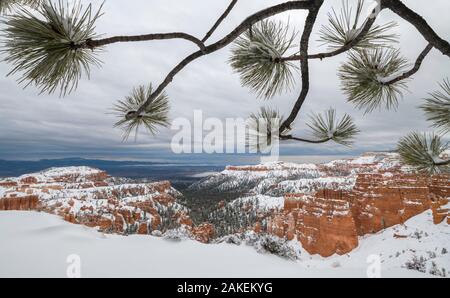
<box><xmin>0</xmin><ymin>211</ymin><xmax>447</xmax><ymax>278</ymax></box>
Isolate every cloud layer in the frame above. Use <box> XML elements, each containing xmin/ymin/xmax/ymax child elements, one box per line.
<box><xmin>0</xmin><ymin>0</ymin><xmax>449</xmax><ymax>160</ymax></box>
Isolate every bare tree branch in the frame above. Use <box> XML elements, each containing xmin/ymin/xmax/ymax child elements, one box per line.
<box><xmin>381</xmin><ymin>0</ymin><xmax>450</xmax><ymax>58</ymax></box>
<box><xmin>202</xmin><ymin>0</ymin><xmax>238</xmax><ymax>42</ymax></box>
<box><xmin>382</xmin><ymin>43</ymin><xmax>433</xmax><ymax>85</ymax></box>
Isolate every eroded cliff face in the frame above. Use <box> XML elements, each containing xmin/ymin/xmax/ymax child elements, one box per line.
<box><xmin>0</xmin><ymin>167</ymin><xmax>214</xmax><ymax>243</ymax></box>
<box><xmin>432</xmin><ymin>198</ymin><xmax>450</xmax><ymax>225</ymax></box>
<box><xmin>264</xmin><ymin>160</ymin><xmax>450</xmax><ymax>257</ymax></box>
<box><xmin>0</xmin><ymin>195</ymin><xmax>39</xmax><ymax>210</ymax></box>
<box><xmin>274</xmin><ymin>191</ymin><xmax>359</xmax><ymax>257</ymax></box>
<box><xmin>198</xmin><ymin>153</ymin><xmax>449</xmax><ymax>257</ymax></box>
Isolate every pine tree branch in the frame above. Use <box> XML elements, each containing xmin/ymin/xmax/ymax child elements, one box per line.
<box><xmin>90</xmin><ymin>0</ymin><xmax>448</xmax><ymax>130</ymax></box>
<box><xmin>279</xmin><ymin>0</ymin><xmax>323</xmax><ymax>134</ymax></box>
<box><xmin>82</xmin><ymin>33</ymin><xmax>206</xmax><ymax>52</ymax></box>
<box><xmin>219</xmin><ymin>0</ymin><xmax>450</xmax><ymax>65</ymax></box>
<box><xmin>134</xmin><ymin>0</ymin><xmax>315</xmax><ymax>117</ymax></box>
<box><xmin>277</xmin><ymin>16</ymin><xmax>378</xmax><ymax>63</ymax></box>
<box><xmin>0</xmin><ymin>0</ymin><xmax>41</xmax><ymax>14</ymax></box>
<box><xmin>381</xmin><ymin>43</ymin><xmax>433</xmax><ymax>85</ymax></box>
<box><xmin>435</xmin><ymin>159</ymin><xmax>450</xmax><ymax>166</ymax></box>
<box><xmin>202</xmin><ymin>0</ymin><xmax>238</xmax><ymax>42</ymax></box>
<box><xmin>421</xmin><ymin>78</ymin><xmax>450</xmax><ymax>133</ymax></box>
<box><xmin>280</xmin><ymin>135</ymin><xmax>331</xmax><ymax>144</ymax></box>
<box><xmin>398</xmin><ymin>132</ymin><xmax>449</xmax><ymax>173</ymax></box>
<box><xmin>381</xmin><ymin>0</ymin><xmax>450</xmax><ymax>58</ymax></box>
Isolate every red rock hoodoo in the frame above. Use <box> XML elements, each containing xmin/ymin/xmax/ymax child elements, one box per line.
<box><xmin>0</xmin><ymin>167</ymin><xmax>194</xmax><ymax>237</ymax></box>
<box><xmin>0</xmin><ymin>195</ymin><xmax>39</xmax><ymax>211</ymax></box>
<box><xmin>268</xmin><ymin>172</ymin><xmax>450</xmax><ymax>257</ymax></box>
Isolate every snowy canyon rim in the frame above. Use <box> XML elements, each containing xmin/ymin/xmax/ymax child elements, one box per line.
<box><xmin>1</xmin><ymin>152</ymin><xmax>449</xmax><ymax>250</ymax></box>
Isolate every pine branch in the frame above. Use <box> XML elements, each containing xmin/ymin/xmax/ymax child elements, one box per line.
<box><xmin>246</xmin><ymin>107</ymin><xmax>290</xmax><ymax>152</ymax></box>
<box><xmin>246</xmin><ymin>107</ymin><xmax>357</xmax><ymax>147</ymax></box>
<box><xmin>338</xmin><ymin>44</ymin><xmax>433</xmax><ymax>113</ymax></box>
<box><xmin>420</xmin><ymin>78</ymin><xmax>450</xmax><ymax>134</ymax></box>
<box><xmin>339</xmin><ymin>48</ymin><xmax>410</xmax><ymax>113</ymax></box>
<box><xmin>381</xmin><ymin>0</ymin><xmax>450</xmax><ymax>58</ymax></box>
<box><xmin>280</xmin><ymin>0</ymin><xmax>323</xmax><ymax>133</ymax></box>
<box><xmin>397</xmin><ymin>132</ymin><xmax>449</xmax><ymax>174</ymax></box>
<box><xmin>381</xmin><ymin>43</ymin><xmax>433</xmax><ymax>85</ymax></box>
<box><xmin>229</xmin><ymin>19</ymin><xmax>298</xmax><ymax>99</ymax></box>
<box><xmin>134</xmin><ymin>0</ymin><xmax>315</xmax><ymax>117</ymax></box>
<box><xmin>2</xmin><ymin>0</ymin><xmax>450</xmax><ymax>148</ymax></box>
<box><xmin>280</xmin><ymin>109</ymin><xmax>359</xmax><ymax>146</ymax></box>
<box><xmin>318</xmin><ymin>0</ymin><xmax>398</xmax><ymax>51</ymax></box>
<box><xmin>202</xmin><ymin>0</ymin><xmax>238</xmax><ymax>42</ymax></box>
<box><xmin>280</xmin><ymin>135</ymin><xmax>331</xmax><ymax>144</ymax></box>
<box><xmin>1</xmin><ymin>0</ymin><xmax>103</xmax><ymax>96</ymax></box>
<box><xmin>306</xmin><ymin>109</ymin><xmax>360</xmax><ymax>146</ymax></box>
<box><xmin>0</xmin><ymin>0</ymin><xmax>41</xmax><ymax>14</ymax></box>
<box><xmin>276</xmin><ymin>1</ymin><xmax>384</xmax><ymax>63</ymax></box>
<box><xmin>82</xmin><ymin>33</ymin><xmax>206</xmax><ymax>52</ymax></box>
<box><xmin>113</xmin><ymin>84</ymin><xmax>170</xmax><ymax>141</ymax></box>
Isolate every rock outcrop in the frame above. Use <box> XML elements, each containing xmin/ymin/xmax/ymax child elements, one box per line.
<box><xmin>431</xmin><ymin>198</ymin><xmax>450</xmax><ymax>225</ymax></box>
<box><xmin>266</xmin><ymin>170</ymin><xmax>449</xmax><ymax>257</ymax></box>
<box><xmin>0</xmin><ymin>195</ymin><xmax>39</xmax><ymax>211</ymax></box>
<box><xmin>278</xmin><ymin>191</ymin><xmax>358</xmax><ymax>257</ymax></box>
<box><xmin>348</xmin><ymin>173</ymin><xmax>431</xmax><ymax>235</ymax></box>
<box><xmin>0</xmin><ymin>167</ymin><xmax>194</xmax><ymax>238</ymax></box>
<box><xmin>202</xmin><ymin>152</ymin><xmax>449</xmax><ymax>257</ymax></box>
<box><xmin>192</xmin><ymin>223</ymin><xmax>215</xmax><ymax>243</ymax></box>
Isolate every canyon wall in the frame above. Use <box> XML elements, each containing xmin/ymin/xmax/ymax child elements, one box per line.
<box><xmin>0</xmin><ymin>195</ymin><xmax>40</xmax><ymax>211</ymax></box>
<box><xmin>268</xmin><ymin>172</ymin><xmax>450</xmax><ymax>257</ymax></box>
<box><xmin>0</xmin><ymin>167</ymin><xmax>214</xmax><ymax>243</ymax></box>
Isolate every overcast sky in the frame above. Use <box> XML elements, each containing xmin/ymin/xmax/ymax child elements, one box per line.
<box><xmin>0</xmin><ymin>0</ymin><xmax>449</xmax><ymax>161</ymax></box>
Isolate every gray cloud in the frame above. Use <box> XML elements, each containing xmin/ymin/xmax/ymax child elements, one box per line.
<box><xmin>0</xmin><ymin>0</ymin><xmax>449</xmax><ymax>160</ymax></box>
